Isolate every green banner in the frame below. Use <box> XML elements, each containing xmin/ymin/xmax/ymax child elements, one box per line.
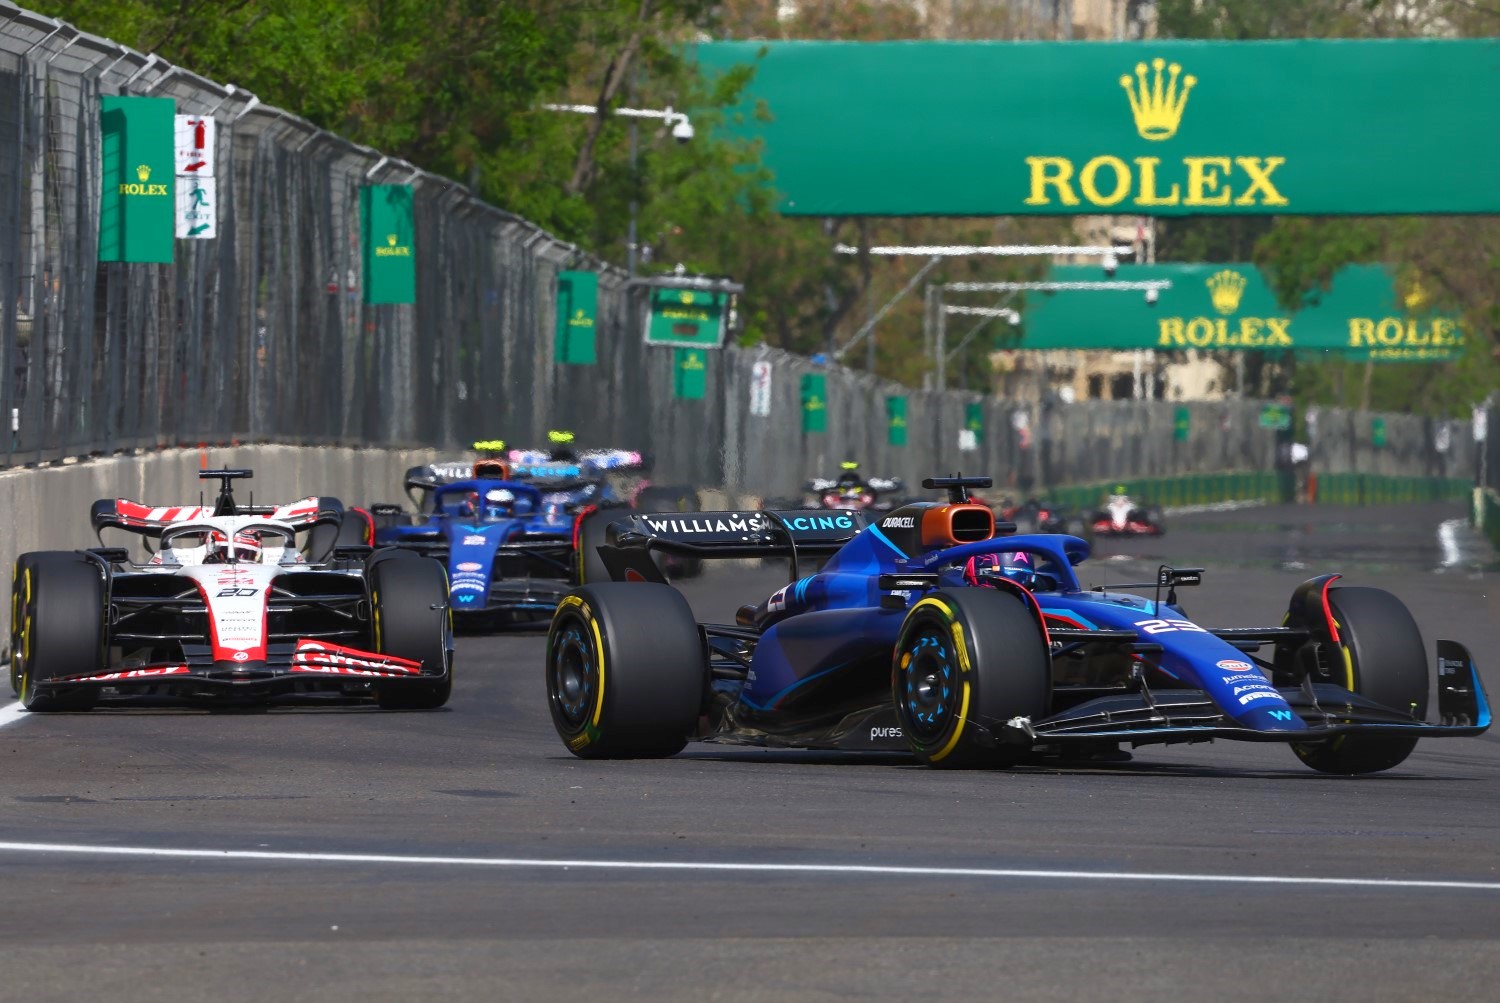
<box><xmin>1021</xmin><ymin>263</ymin><xmax>1463</xmax><ymax>359</ymax></box>
<box><xmin>801</xmin><ymin>374</ymin><xmax>827</xmax><ymax>434</ymax></box>
<box><xmin>556</xmin><ymin>271</ymin><xmax>598</xmax><ymax>365</ymax></box>
<box><xmin>1260</xmin><ymin>404</ymin><xmax>1293</xmax><ymax>431</ymax></box>
<box><xmin>645</xmin><ymin>288</ymin><xmax>727</xmax><ymax>348</ymax></box>
<box><xmin>673</xmin><ymin>348</ymin><xmax>708</xmax><ymax>399</ymax></box>
<box><xmin>886</xmin><ymin>395</ymin><xmax>908</xmax><ymax>447</ymax></box>
<box><xmin>361</xmin><ymin>185</ymin><xmax>416</xmax><ymax>305</ymax></box>
<box><xmin>99</xmin><ymin>96</ymin><xmax>175</xmax><ymax>263</ymax></box>
<box><xmin>1174</xmin><ymin>405</ymin><xmax>1190</xmax><ymax>442</ymax></box>
<box><xmin>695</xmin><ymin>39</ymin><xmax>1500</xmax><ymax>216</ymax></box>
<box><xmin>1372</xmin><ymin>417</ymin><xmax>1387</xmax><ymax>449</ymax></box>
<box><xmin>964</xmin><ymin>402</ymin><xmax>985</xmax><ymax>444</ymax></box>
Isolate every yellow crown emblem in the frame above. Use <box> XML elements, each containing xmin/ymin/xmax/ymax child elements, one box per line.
<box><xmin>136</xmin><ymin>164</ymin><xmax>152</xmax><ymax>181</ymax></box>
<box><xmin>1402</xmin><ymin>276</ymin><xmax>1428</xmax><ymax>312</ymax></box>
<box><xmin>386</xmin><ymin>233</ymin><xmax>398</xmax><ymax>246</ymax></box>
<box><xmin>678</xmin><ymin>291</ymin><xmax>694</xmax><ymax>304</ymax></box>
<box><xmin>1206</xmin><ymin>270</ymin><xmax>1247</xmax><ymax>315</ymax></box>
<box><xmin>1120</xmin><ymin>58</ymin><xmax>1196</xmax><ymax>141</ymax></box>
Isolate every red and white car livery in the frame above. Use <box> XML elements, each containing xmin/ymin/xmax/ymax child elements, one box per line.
<box><xmin>11</xmin><ymin>469</ymin><xmax>451</xmax><ymax>711</ymax></box>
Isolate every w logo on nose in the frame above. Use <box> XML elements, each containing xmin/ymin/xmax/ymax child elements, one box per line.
<box><xmin>1268</xmin><ymin>710</ymin><xmax>1294</xmax><ymax>722</ymax></box>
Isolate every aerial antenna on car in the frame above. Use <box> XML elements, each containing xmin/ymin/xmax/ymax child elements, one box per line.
<box><xmin>922</xmin><ymin>474</ymin><xmax>993</xmax><ymax>505</ymax></box>
<box><xmin>199</xmin><ymin>468</ymin><xmax>253</xmax><ymax>516</ymax></box>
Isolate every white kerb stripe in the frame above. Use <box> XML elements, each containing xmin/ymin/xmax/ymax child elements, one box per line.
<box><xmin>0</xmin><ymin>841</ymin><xmax>1498</xmax><ymax>891</ymax></box>
<box><xmin>0</xmin><ymin>701</ymin><xmax>27</xmax><ymax>729</ymax></box>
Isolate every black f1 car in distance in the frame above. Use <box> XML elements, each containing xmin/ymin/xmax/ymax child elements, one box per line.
<box><xmin>10</xmin><ymin>469</ymin><xmax>453</xmax><ymax>711</ymax></box>
<box><xmin>545</xmin><ymin>476</ymin><xmax>1488</xmax><ymax>774</ymax></box>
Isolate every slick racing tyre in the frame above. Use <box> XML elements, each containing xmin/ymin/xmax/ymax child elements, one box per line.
<box><xmin>893</xmin><ymin>588</ymin><xmax>1050</xmax><ymax>769</ymax></box>
<box><xmin>1293</xmin><ymin>586</ymin><xmax>1428</xmax><ymax>775</ymax></box>
<box><xmin>635</xmin><ymin>486</ymin><xmax>703</xmax><ymax>580</ymax></box>
<box><xmin>369</xmin><ymin>551</ymin><xmax>453</xmax><ymax>710</ymax></box>
<box><xmin>547</xmin><ymin>583</ymin><xmax>705</xmax><ymax>758</ymax></box>
<box><xmin>16</xmin><ymin>553</ymin><xmax>104</xmax><ymax>712</ymax></box>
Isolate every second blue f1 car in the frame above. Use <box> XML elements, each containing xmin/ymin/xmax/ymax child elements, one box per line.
<box><xmin>545</xmin><ymin>476</ymin><xmax>1489</xmax><ymax>774</ymax></box>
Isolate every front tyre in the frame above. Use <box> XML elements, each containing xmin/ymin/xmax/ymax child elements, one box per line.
<box><xmin>17</xmin><ymin>553</ymin><xmax>104</xmax><ymax>712</ymax></box>
<box><xmin>370</xmin><ymin>554</ymin><xmax>453</xmax><ymax>710</ymax></box>
<box><xmin>1293</xmin><ymin>586</ymin><xmax>1427</xmax><ymax>775</ymax></box>
<box><xmin>547</xmin><ymin>583</ymin><xmax>705</xmax><ymax>758</ymax></box>
<box><xmin>893</xmin><ymin>588</ymin><xmax>1050</xmax><ymax>768</ymax></box>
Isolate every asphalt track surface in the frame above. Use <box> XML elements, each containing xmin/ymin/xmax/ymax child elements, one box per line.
<box><xmin>2</xmin><ymin>502</ymin><xmax>1497</xmax><ymax>1002</ymax></box>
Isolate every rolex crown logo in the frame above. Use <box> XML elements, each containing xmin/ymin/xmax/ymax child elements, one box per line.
<box><xmin>386</xmin><ymin>233</ymin><xmax>398</xmax><ymax>246</ymax></box>
<box><xmin>1402</xmin><ymin>276</ymin><xmax>1428</xmax><ymax>312</ymax></box>
<box><xmin>1120</xmin><ymin>58</ymin><xmax>1196</xmax><ymax>141</ymax></box>
<box><xmin>1206</xmin><ymin>270</ymin><xmax>1247</xmax><ymax>315</ymax></box>
<box><xmin>136</xmin><ymin>164</ymin><xmax>152</xmax><ymax>181</ymax></box>
<box><xmin>679</xmin><ymin>291</ymin><xmax>694</xmax><ymax>304</ymax></box>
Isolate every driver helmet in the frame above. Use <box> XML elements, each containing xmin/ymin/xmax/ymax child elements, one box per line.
<box><xmin>482</xmin><ymin>488</ymin><xmax>516</xmax><ymax>518</ymax></box>
<box><xmin>963</xmin><ymin>551</ymin><xmax>1034</xmax><ymax>587</ymax></box>
<box><xmin>205</xmin><ymin>529</ymin><xmax>263</xmax><ymax>564</ymax></box>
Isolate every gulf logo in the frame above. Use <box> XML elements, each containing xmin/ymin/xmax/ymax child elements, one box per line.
<box><xmin>457</xmin><ymin>562</ymin><xmax>482</xmax><ymax>572</ymax></box>
<box><xmin>1217</xmin><ymin>659</ymin><xmax>1253</xmax><ymax>673</ymax></box>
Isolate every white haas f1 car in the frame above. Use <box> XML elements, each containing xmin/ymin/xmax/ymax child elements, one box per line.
<box><xmin>9</xmin><ymin>470</ymin><xmax>452</xmax><ymax>711</ymax></box>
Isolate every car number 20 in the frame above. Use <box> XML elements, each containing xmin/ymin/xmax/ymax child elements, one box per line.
<box><xmin>1134</xmin><ymin>618</ymin><xmax>1206</xmax><ymax>635</ymax></box>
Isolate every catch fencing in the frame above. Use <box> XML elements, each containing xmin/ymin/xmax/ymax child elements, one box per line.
<box><xmin>0</xmin><ymin>2</ymin><xmax>1481</xmax><ymax>503</ymax></box>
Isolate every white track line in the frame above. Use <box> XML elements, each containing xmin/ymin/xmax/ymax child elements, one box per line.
<box><xmin>0</xmin><ymin>700</ymin><xmax>26</xmax><ymax>729</ymax></box>
<box><xmin>1</xmin><ymin>841</ymin><xmax>1498</xmax><ymax>891</ymax></box>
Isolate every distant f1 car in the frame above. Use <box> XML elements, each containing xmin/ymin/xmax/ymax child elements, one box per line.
<box><xmin>1092</xmin><ymin>488</ymin><xmax>1165</xmax><ymax>537</ymax></box>
<box><xmin>10</xmin><ymin>469</ymin><xmax>452</xmax><ymax>711</ymax></box>
<box><xmin>998</xmin><ymin>497</ymin><xmax>1092</xmax><ymax>540</ymax></box>
<box><xmin>370</xmin><ymin>438</ymin><xmax>700</xmax><ymax>626</ymax></box>
<box><xmin>545</xmin><ymin>475</ymin><xmax>1487</xmax><ymax>774</ymax></box>
<box><xmin>765</xmin><ymin>462</ymin><xmax>904</xmax><ymax>513</ymax></box>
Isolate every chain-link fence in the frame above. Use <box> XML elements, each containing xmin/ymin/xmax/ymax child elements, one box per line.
<box><xmin>0</xmin><ymin>3</ymin><xmax>1481</xmax><ymax>503</ymax></box>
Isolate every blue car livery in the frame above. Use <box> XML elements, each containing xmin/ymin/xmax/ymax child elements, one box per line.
<box><xmin>546</xmin><ymin>475</ymin><xmax>1489</xmax><ymax>774</ymax></box>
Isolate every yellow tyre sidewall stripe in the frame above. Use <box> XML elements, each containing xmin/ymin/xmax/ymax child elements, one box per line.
<box><xmin>556</xmin><ymin>595</ymin><xmax>607</xmax><ymax>742</ymax></box>
<box><xmin>903</xmin><ymin>597</ymin><xmax>975</xmax><ymax>763</ymax></box>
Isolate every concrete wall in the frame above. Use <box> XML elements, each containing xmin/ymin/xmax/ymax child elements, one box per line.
<box><xmin>1</xmin><ymin>445</ymin><xmax>450</xmax><ymax>655</ymax></box>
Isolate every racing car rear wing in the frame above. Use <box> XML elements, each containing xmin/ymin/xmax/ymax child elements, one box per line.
<box><xmin>599</xmin><ymin>509</ymin><xmax>869</xmax><ymax>582</ymax></box>
<box><xmin>92</xmin><ymin>494</ymin><xmax>344</xmax><ymax>539</ymax></box>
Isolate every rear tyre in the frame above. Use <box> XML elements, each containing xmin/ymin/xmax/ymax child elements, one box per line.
<box><xmin>370</xmin><ymin>555</ymin><xmax>453</xmax><ymax>710</ymax></box>
<box><xmin>546</xmin><ymin>583</ymin><xmax>705</xmax><ymax>758</ymax></box>
<box><xmin>893</xmin><ymin>588</ymin><xmax>1050</xmax><ymax>769</ymax></box>
<box><xmin>1293</xmin><ymin>586</ymin><xmax>1427</xmax><ymax>775</ymax></box>
<box><xmin>16</xmin><ymin>553</ymin><xmax>104</xmax><ymax>712</ymax></box>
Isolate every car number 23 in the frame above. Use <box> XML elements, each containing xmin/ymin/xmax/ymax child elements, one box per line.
<box><xmin>1134</xmin><ymin>617</ymin><xmax>1206</xmax><ymax>635</ymax></box>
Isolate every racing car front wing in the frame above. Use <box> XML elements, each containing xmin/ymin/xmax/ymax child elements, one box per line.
<box><xmin>998</xmin><ymin>640</ymin><xmax>1490</xmax><ymax>748</ymax></box>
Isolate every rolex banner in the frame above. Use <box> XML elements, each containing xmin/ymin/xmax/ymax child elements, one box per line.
<box><xmin>674</xmin><ymin>348</ymin><xmax>708</xmax><ymax>400</ymax></box>
<box><xmin>693</xmin><ymin>40</ymin><xmax>1500</xmax><ymax>216</ymax></box>
<box><xmin>99</xmin><ymin>96</ymin><xmax>175</xmax><ymax>263</ymax></box>
<box><xmin>361</xmin><ymin>184</ymin><xmax>416</xmax><ymax>305</ymax></box>
<box><xmin>556</xmin><ymin>271</ymin><xmax>598</xmax><ymax>365</ymax></box>
<box><xmin>801</xmin><ymin>374</ymin><xmax>827</xmax><ymax>434</ymax></box>
<box><xmin>886</xmin><ymin>395</ymin><xmax>908</xmax><ymax>447</ymax></box>
<box><xmin>1021</xmin><ymin>264</ymin><xmax>1464</xmax><ymax>361</ymax></box>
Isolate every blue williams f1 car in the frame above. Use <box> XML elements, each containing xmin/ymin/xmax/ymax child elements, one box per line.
<box><xmin>545</xmin><ymin>475</ymin><xmax>1489</xmax><ymax>774</ymax></box>
<box><xmin>370</xmin><ymin>441</ymin><xmax>701</xmax><ymax>628</ymax></box>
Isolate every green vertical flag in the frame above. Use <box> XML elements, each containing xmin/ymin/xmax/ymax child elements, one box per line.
<box><xmin>674</xmin><ymin>348</ymin><xmax>708</xmax><ymax>399</ymax></box>
<box><xmin>801</xmin><ymin>374</ymin><xmax>827</xmax><ymax>433</ymax></box>
<box><xmin>556</xmin><ymin>271</ymin><xmax>598</xmax><ymax>365</ymax></box>
<box><xmin>361</xmin><ymin>184</ymin><xmax>416</xmax><ymax>305</ymax></box>
<box><xmin>99</xmin><ymin>96</ymin><xmax>175</xmax><ymax>263</ymax></box>
<box><xmin>1174</xmin><ymin>405</ymin><xmax>1191</xmax><ymax>442</ymax></box>
<box><xmin>1371</xmin><ymin>416</ymin><xmax>1387</xmax><ymax>449</ymax></box>
<box><xmin>886</xmin><ymin>395</ymin><xmax>908</xmax><ymax>447</ymax></box>
<box><xmin>964</xmin><ymin>401</ymin><xmax>984</xmax><ymax>444</ymax></box>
